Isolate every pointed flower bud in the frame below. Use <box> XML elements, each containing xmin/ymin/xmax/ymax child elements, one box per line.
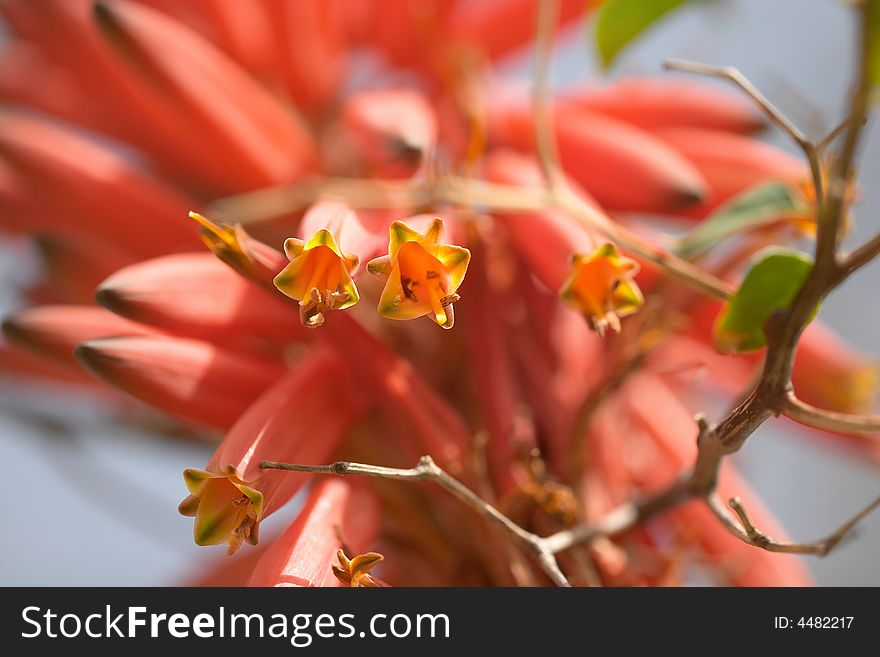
<box><xmin>366</xmin><ymin>217</ymin><xmax>470</xmax><ymax>329</ymax></box>
<box><xmin>76</xmin><ymin>335</ymin><xmax>284</xmax><ymax>431</ymax></box>
<box><xmin>560</xmin><ymin>243</ymin><xmax>644</xmax><ymax>336</ymax></box>
<box><xmin>189</xmin><ymin>211</ymin><xmax>286</xmax><ymax>286</ymax></box>
<box><xmin>274</xmin><ymin>230</ymin><xmax>360</xmax><ymax>328</ymax></box>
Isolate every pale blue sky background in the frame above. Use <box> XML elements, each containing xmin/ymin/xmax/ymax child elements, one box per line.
<box><xmin>0</xmin><ymin>0</ymin><xmax>877</xmax><ymax>585</ymax></box>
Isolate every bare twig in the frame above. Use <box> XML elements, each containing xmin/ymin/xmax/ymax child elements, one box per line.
<box><xmin>837</xmin><ymin>230</ymin><xmax>880</xmax><ymax>284</ymax></box>
<box><xmin>707</xmin><ymin>494</ymin><xmax>880</xmax><ymax>555</ymax></box>
<box><xmin>665</xmin><ymin>58</ymin><xmax>825</xmax><ymax>204</ymax></box>
<box><xmin>260</xmin><ymin>457</ymin><xmax>571</xmax><ymax>587</ymax></box>
<box><xmin>207</xmin><ymin>176</ymin><xmax>551</xmax><ymax>223</ymax></box>
<box><xmin>818</xmin><ymin>116</ymin><xmax>869</xmax><ymax>153</ymax></box>
<box><xmin>784</xmin><ymin>391</ymin><xmax>880</xmax><ymax>436</ymax></box>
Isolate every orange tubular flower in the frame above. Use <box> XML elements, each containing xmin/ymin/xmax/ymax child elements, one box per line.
<box><xmin>179</xmin><ymin>346</ymin><xmax>367</xmax><ymax>554</ymax></box>
<box><xmin>560</xmin><ymin>243</ymin><xmax>644</xmax><ymax>336</ymax></box>
<box><xmin>366</xmin><ymin>217</ymin><xmax>470</xmax><ymax>329</ymax></box>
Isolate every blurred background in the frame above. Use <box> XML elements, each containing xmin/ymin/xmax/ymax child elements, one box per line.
<box><xmin>1</xmin><ymin>0</ymin><xmax>878</xmax><ymax>585</ymax></box>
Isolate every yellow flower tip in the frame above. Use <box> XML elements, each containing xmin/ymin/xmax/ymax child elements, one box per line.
<box><xmin>367</xmin><ymin>218</ymin><xmax>470</xmax><ymax>329</ymax></box>
<box><xmin>274</xmin><ymin>229</ymin><xmax>360</xmax><ymax>328</ymax></box>
<box><xmin>188</xmin><ymin>211</ymin><xmax>238</xmax><ymax>250</ymax></box>
<box><xmin>560</xmin><ymin>242</ymin><xmax>643</xmax><ymax>336</ymax></box>
<box><xmin>178</xmin><ymin>466</ymin><xmax>264</xmax><ymax>555</ymax></box>
<box><xmin>188</xmin><ymin>210</ymin><xmax>270</xmax><ymax>283</ymax></box>
<box><xmin>332</xmin><ymin>549</ymin><xmax>385</xmax><ymax>587</ymax></box>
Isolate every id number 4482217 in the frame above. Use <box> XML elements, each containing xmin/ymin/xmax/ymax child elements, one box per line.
<box><xmin>774</xmin><ymin>617</ymin><xmax>854</xmax><ymax>629</ymax></box>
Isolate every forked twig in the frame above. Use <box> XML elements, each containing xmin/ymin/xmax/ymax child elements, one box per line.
<box><xmin>707</xmin><ymin>494</ymin><xmax>880</xmax><ymax>555</ymax></box>
<box><xmin>665</xmin><ymin>57</ymin><xmax>825</xmax><ymax>203</ymax></box>
<box><xmin>261</xmin><ymin>457</ymin><xmax>571</xmax><ymax>587</ymax></box>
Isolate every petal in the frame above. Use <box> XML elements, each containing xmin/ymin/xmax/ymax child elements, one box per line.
<box><xmin>366</xmin><ymin>255</ymin><xmax>392</xmax><ymax>279</ymax></box>
<box><xmin>423</xmin><ymin>243</ymin><xmax>471</xmax><ymax>293</ymax></box>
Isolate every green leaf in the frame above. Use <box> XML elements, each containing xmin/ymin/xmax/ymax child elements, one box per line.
<box><xmin>595</xmin><ymin>0</ymin><xmax>690</xmax><ymax>68</ymax></box>
<box><xmin>675</xmin><ymin>183</ymin><xmax>808</xmax><ymax>260</ymax></box>
<box><xmin>714</xmin><ymin>248</ymin><xmax>815</xmax><ymax>354</ymax></box>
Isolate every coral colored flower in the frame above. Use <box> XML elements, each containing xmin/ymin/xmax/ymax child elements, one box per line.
<box><xmin>560</xmin><ymin>243</ymin><xmax>644</xmax><ymax>336</ymax></box>
<box><xmin>96</xmin><ymin>252</ymin><xmax>303</xmax><ymax>346</ymax></box>
<box><xmin>274</xmin><ymin>229</ymin><xmax>360</xmax><ymax>328</ymax></box>
<box><xmin>76</xmin><ymin>335</ymin><xmax>284</xmax><ymax>431</ymax></box>
<box><xmin>367</xmin><ymin>217</ymin><xmax>470</xmax><ymax>329</ymax></box>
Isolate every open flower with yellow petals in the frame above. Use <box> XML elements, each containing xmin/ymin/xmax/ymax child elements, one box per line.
<box><xmin>560</xmin><ymin>243</ymin><xmax>644</xmax><ymax>336</ymax></box>
<box><xmin>275</xmin><ymin>229</ymin><xmax>360</xmax><ymax>328</ymax></box>
<box><xmin>366</xmin><ymin>217</ymin><xmax>471</xmax><ymax>329</ymax></box>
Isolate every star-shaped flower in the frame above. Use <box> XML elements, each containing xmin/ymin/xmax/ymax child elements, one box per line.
<box><xmin>274</xmin><ymin>229</ymin><xmax>360</xmax><ymax>328</ymax></box>
<box><xmin>366</xmin><ymin>218</ymin><xmax>470</xmax><ymax>329</ymax></box>
<box><xmin>560</xmin><ymin>242</ymin><xmax>644</xmax><ymax>336</ymax></box>
<box><xmin>332</xmin><ymin>549</ymin><xmax>386</xmax><ymax>587</ymax></box>
<box><xmin>178</xmin><ymin>465</ymin><xmax>264</xmax><ymax>556</ymax></box>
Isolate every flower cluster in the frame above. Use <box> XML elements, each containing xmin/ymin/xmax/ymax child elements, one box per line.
<box><xmin>0</xmin><ymin>0</ymin><xmax>877</xmax><ymax>587</ymax></box>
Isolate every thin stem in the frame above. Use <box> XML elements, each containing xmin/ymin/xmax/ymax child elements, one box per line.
<box><xmin>837</xmin><ymin>230</ymin><xmax>880</xmax><ymax>283</ymax></box>
<box><xmin>261</xmin><ymin>458</ymin><xmax>571</xmax><ymax>587</ymax></box>
<box><xmin>533</xmin><ymin>0</ymin><xmax>565</xmax><ymax>191</ymax></box>
<box><xmin>784</xmin><ymin>391</ymin><xmax>880</xmax><ymax>436</ymax></box>
<box><xmin>818</xmin><ymin>116</ymin><xmax>868</xmax><ymax>153</ymax></box>
<box><xmin>707</xmin><ymin>493</ymin><xmax>880</xmax><ymax>555</ymax></box>
<box><xmin>209</xmin><ymin>173</ymin><xmax>734</xmax><ymax>300</ymax></box>
<box><xmin>664</xmin><ymin>58</ymin><xmax>825</xmax><ymax>205</ymax></box>
<box><xmin>551</xmin><ymin>187</ymin><xmax>733</xmax><ymax>299</ymax></box>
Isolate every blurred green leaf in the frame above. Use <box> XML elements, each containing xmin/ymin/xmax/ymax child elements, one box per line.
<box><xmin>676</xmin><ymin>183</ymin><xmax>808</xmax><ymax>260</ymax></box>
<box><xmin>714</xmin><ymin>248</ymin><xmax>815</xmax><ymax>354</ymax></box>
<box><xmin>595</xmin><ymin>0</ymin><xmax>690</xmax><ymax>68</ymax></box>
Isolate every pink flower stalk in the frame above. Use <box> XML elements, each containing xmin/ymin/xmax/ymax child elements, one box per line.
<box><xmin>0</xmin><ymin>0</ymin><xmax>872</xmax><ymax>589</ymax></box>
